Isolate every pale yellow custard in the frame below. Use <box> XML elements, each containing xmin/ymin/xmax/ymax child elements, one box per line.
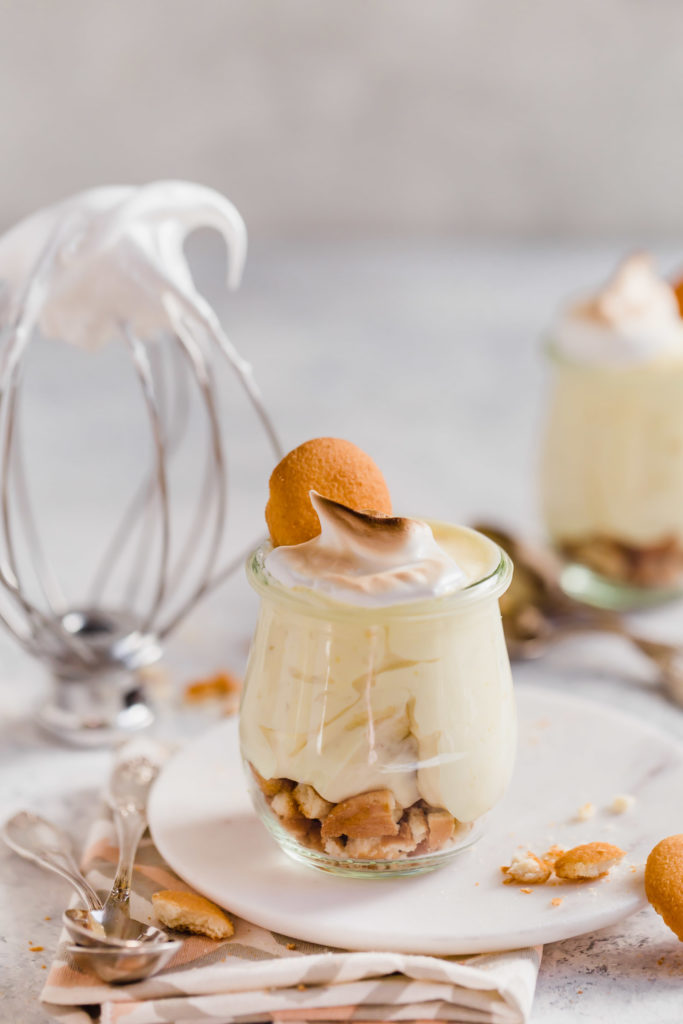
<box><xmin>240</xmin><ymin>521</ymin><xmax>515</xmax><ymax>827</ymax></box>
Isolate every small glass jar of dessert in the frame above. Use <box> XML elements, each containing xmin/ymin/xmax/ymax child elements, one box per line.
<box><xmin>240</xmin><ymin>483</ymin><xmax>515</xmax><ymax>877</ymax></box>
<box><xmin>541</xmin><ymin>254</ymin><xmax>683</xmax><ymax>610</ymax></box>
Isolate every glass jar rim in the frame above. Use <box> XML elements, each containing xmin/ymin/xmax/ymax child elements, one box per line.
<box><xmin>543</xmin><ymin>335</ymin><xmax>683</xmax><ymax>373</ymax></box>
<box><xmin>245</xmin><ymin>526</ymin><xmax>513</xmax><ymax>622</ymax></box>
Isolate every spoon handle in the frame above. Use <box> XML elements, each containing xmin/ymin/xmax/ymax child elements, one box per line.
<box><xmin>2</xmin><ymin>811</ymin><xmax>102</xmax><ymax>911</ymax></box>
<box><xmin>104</xmin><ymin>751</ymin><xmax>162</xmax><ymax>912</ymax></box>
<box><xmin>105</xmin><ymin>803</ymin><xmax>146</xmax><ymax>911</ymax></box>
<box><xmin>555</xmin><ymin>612</ymin><xmax>683</xmax><ymax>706</ymax></box>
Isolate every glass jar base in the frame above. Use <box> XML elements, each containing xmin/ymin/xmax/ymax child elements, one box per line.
<box><xmin>264</xmin><ymin>814</ymin><xmax>483</xmax><ymax>878</ymax></box>
<box><xmin>560</xmin><ymin>561</ymin><xmax>683</xmax><ymax>612</ymax></box>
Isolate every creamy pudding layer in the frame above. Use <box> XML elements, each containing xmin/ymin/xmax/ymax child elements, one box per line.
<box><xmin>239</xmin><ymin>520</ymin><xmax>515</xmax><ymax>828</ymax></box>
<box><xmin>542</xmin><ymin>361</ymin><xmax>683</xmax><ymax>548</ymax></box>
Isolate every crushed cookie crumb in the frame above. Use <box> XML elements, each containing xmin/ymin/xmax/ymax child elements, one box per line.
<box><xmin>183</xmin><ymin>670</ymin><xmax>242</xmax><ymax>708</ymax></box>
<box><xmin>658</xmin><ymin>957</ymin><xmax>665</xmax><ymax>965</ymax></box>
<box><xmin>286</xmin><ymin>942</ymin><xmax>296</xmax><ymax>950</ymax></box>
<box><xmin>610</xmin><ymin>794</ymin><xmax>635</xmax><ymax>815</ymax></box>
<box><xmin>550</xmin><ymin>897</ymin><xmax>563</xmax><ymax>907</ymax></box>
<box><xmin>29</xmin><ymin>946</ymin><xmax>44</xmax><ymax>952</ymax></box>
<box><xmin>44</xmin><ymin>916</ymin><xmax>51</xmax><ymax>921</ymax></box>
<box><xmin>297</xmin><ymin>984</ymin><xmax>307</xmax><ymax>990</ymax></box>
<box><xmin>503</xmin><ymin>851</ymin><xmax>551</xmax><ymax>884</ymax></box>
<box><xmin>503</xmin><ymin>841</ymin><xmax>625</xmax><ymax>887</ymax></box>
<box><xmin>520</xmin><ymin>888</ymin><xmax>532</xmax><ymax>894</ymax></box>
<box><xmin>576</xmin><ymin>802</ymin><xmax>596</xmax><ymax>822</ymax></box>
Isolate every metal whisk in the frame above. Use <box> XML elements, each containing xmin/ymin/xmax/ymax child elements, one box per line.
<box><xmin>0</xmin><ymin>181</ymin><xmax>281</xmax><ymax>744</ymax></box>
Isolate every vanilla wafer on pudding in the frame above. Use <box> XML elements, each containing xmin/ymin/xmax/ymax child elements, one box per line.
<box><xmin>265</xmin><ymin>437</ymin><xmax>392</xmax><ymax>547</ymax></box>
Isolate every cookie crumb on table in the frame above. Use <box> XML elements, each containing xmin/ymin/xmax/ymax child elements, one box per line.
<box><xmin>502</xmin><ymin>842</ymin><xmax>625</xmax><ymax>887</ymax></box>
<box><xmin>502</xmin><ymin>851</ymin><xmax>551</xmax><ymax>884</ymax></box>
<box><xmin>610</xmin><ymin>794</ymin><xmax>635</xmax><ymax>815</ymax></box>
<box><xmin>183</xmin><ymin>671</ymin><xmax>242</xmax><ymax>713</ymax></box>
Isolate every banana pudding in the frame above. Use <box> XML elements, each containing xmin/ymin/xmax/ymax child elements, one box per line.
<box><xmin>240</xmin><ymin>440</ymin><xmax>515</xmax><ymax>875</ymax></box>
<box><xmin>541</xmin><ymin>254</ymin><xmax>683</xmax><ymax>606</ymax></box>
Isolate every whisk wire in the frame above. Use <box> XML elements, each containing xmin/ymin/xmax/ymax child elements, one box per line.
<box><xmin>154</xmin><ymin>304</ymin><xmax>227</xmax><ymax>634</ymax></box>
<box><xmin>86</xmin><ymin>340</ymin><xmax>191</xmax><ymax>608</ymax></box>
<box><xmin>122</xmin><ymin>323</ymin><xmax>171</xmax><ymax>635</ymax></box>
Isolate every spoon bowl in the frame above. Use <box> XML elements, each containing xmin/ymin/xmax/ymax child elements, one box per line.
<box><xmin>66</xmin><ymin>937</ymin><xmax>182</xmax><ymax>984</ymax></box>
<box><xmin>63</xmin><ymin>907</ymin><xmax>171</xmax><ymax>948</ymax></box>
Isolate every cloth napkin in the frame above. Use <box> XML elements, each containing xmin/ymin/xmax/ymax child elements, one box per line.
<box><xmin>41</xmin><ymin>808</ymin><xmax>542</xmax><ymax>1024</ymax></box>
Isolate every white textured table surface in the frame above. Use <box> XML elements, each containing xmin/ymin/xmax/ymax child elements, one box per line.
<box><xmin>2</xmin><ymin>240</ymin><xmax>683</xmax><ymax>1023</ymax></box>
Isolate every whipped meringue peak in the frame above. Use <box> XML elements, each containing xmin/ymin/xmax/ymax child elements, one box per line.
<box><xmin>264</xmin><ymin>492</ymin><xmax>466</xmax><ymax>607</ymax></box>
<box><xmin>0</xmin><ymin>180</ymin><xmax>247</xmax><ymax>351</ymax></box>
<box><xmin>551</xmin><ymin>253</ymin><xmax>683</xmax><ymax>366</ymax></box>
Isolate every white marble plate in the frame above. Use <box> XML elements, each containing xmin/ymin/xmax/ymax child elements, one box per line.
<box><xmin>148</xmin><ymin>685</ymin><xmax>683</xmax><ymax>954</ymax></box>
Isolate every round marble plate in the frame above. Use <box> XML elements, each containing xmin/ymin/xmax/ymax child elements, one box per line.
<box><xmin>148</xmin><ymin>686</ymin><xmax>683</xmax><ymax>954</ymax></box>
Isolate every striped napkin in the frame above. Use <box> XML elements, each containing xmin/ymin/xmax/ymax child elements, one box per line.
<box><xmin>41</xmin><ymin>809</ymin><xmax>542</xmax><ymax>1024</ymax></box>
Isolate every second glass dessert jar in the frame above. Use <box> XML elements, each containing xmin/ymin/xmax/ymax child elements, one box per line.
<box><xmin>540</xmin><ymin>255</ymin><xmax>683</xmax><ymax>610</ymax></box>
<box><xmin>239</xmin><ymin>523</ymin><xmax>515</xmax><ymax>877</ymax></box>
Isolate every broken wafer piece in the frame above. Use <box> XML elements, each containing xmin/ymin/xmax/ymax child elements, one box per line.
<box><xmin>250</xmin><ymin>765</ymin><xmax>292</xmax><ymax>799</ymax></box>
<box><xmin>270</xmin><ymin>789</ymin><xmax>311</xmax><ymax>840</ymax></box>
<box><xmin>407</xmin><ymin>806</ymin><xmax>428</xmax><ymax>845</ymax></box>
<box><xmin>554</xmin><ymin>842</ymin><xmax>625</xmax><ymax>880</ymax></box>
<box><xmin>152</xmin><ymin>891</ymin><xmax>234</xmax><ymax>939</ymax></box>
<box><xmin>346</xmin><ymin>821</ymin><xmax>418</xmax><ymax>860</ymax></box>
<box><xmin>502</xmin><ymin>851</ymin><xmax>552</xmax><ymax>884</ymax></box>
<box><xmin>426</xmin><ymin>809</ymin><xmax>456</xmax><ymax>851</ymax></box>
<box><xmin>321</xmin><ymin>789</ymin><xmax>401</xmax><ymax>841</ymax></box>
<box><xmin>293</xmin><ymin>782</ymin><xmax>334</xmax><ymax>820</ymax></box>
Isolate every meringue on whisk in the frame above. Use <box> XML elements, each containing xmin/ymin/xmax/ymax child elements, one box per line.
<box><xmin>0</xmin><ymin>180</ymin><xmax>281</xmax><ymax>744</ymax></box>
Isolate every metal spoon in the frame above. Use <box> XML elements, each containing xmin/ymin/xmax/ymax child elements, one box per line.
<box><xmin>2</xmin><ymin>811</ymin><xmax>180</xmax><ymax>981</ymax></box>
<box><xmin>475</xmin><ymin>523</ymin><xmax>683</xmax><ymax>706</ymax></box>
<box><xmin>65</xmin><ymin>938</ymin><xmax>181</xmax><ymax>984</ymax></box>
<box><xmin>66</xmin><ymin>751</ymin><xmax>161</xmax><ymax>940</ymax></box>
<box><xmin>63</xmin><ymin>750</ymin><xmax>164</xmax><ymax>946</ymax></box>
<box><xmin>2</xmin><ymin>811</ymin><xmax>102</xmax><ymax>912</ymax></box>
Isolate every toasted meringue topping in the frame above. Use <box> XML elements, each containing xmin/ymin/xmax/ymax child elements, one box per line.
<box><xmin>264</xmin><ymin>492</ymin><xmax>466</xmax><ymax>606</ymax></box>
<box><xmin>551</xmin><ymin>253</ymin><xmax>683</xmax><ymax>366</ymax></box>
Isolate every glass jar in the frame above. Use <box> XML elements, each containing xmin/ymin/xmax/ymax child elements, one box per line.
<box><xmin>239</xmin><ymin>523</ymin><xmax>515</xmax><ymax>877</ymax></box>
<box><xmin>541</xmin><ymin>349</ymin><xmax>683</xmax><ymax>610</ymax></box>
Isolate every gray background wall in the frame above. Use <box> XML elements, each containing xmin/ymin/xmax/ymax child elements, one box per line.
<box><xmin>2</xmin><ymin>0</ymin><xmax>683</xmax><ymax>238</ymax></box>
